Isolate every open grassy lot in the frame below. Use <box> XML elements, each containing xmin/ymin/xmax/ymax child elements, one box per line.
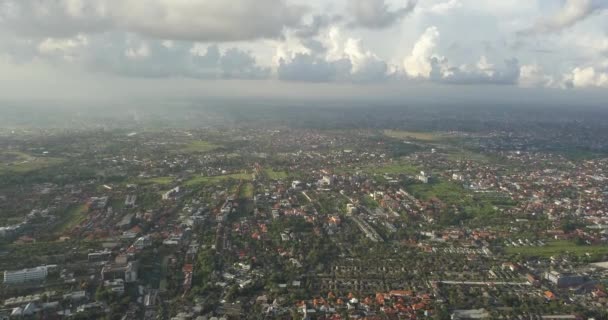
<box><xmin>367</xmin><ymin>161</ymin><xmax>420</xmax><ymax>175</ymax></box>
<box><xmin>264</xmin><ymin>168</ymin><xmax>288</xmax><ymax>180</ymax></box>
<box><xmin>407</xmin><ymin>181</ymin><xmax>470</xmax><ymax>205</ymax></box>
<box><xmin>185</xmin><ymin>172</ymin><xmax>252</xmax><ymax>187</ymax></box>
<box><xmin>384</xmin><ymin>130</ymin><xmax>443</xmax><ymax>142</ymax></box>
<box><xmin>178</xmin><ymin>140</ymin><xmax>220</xmax><ymax>153</ymax></box>
<box><xmin>239</xmin><ymin>182</ymin><xmax>254</xmax><ymax>199</ymax></box>
<box><xmin>0</xmin><ymin>240</ymin><xmax>101</xmax><ymax>270</ymax></box>
<box><xmin>53</xmin><ymin>203</ymin><xmax>89</xmax><ymax>234</ymax></box>
<box><xmin>446</xmin><ymin>150</ymin><xmax>490</xmax><ymax>162</ymax></box>
<box><xmin>0</xmin><ymin>151</ymin><xmax>65</xmax><ymax>174</ymax></box>
<box><xmin>135</xmin><ymin>176</ymin><xmax>175</xmax><ymax>186</ymax></box>
<box><xmin>506</xmin><ymin>240</ymin><xmax>608</xmax><ymax>259</ymax></box>
<box><xmin>336</xmin><ymin>161</ymin><xmax>419</xmax><ymax>175</ymax></box>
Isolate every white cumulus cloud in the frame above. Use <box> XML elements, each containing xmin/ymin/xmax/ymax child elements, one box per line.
<box><xmin>403</xmin><ymin>26</ymin><xmax>440</xmax><ymax>78</ymax></box>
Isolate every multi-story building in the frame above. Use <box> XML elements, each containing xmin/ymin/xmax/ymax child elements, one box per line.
<box><xmin>4</xmin><ymin>266</ymin><xmax>48</xmax><ymax>284</ymax></box>
<box><xmin>101</xmin><ymin>262</ymin><xmax>138</xmax><ymax>283</ymax></box>
<box><xmin>544</xmin><ymin>271</ymin><xmax>585</xmax><ymax>288</ymax></box>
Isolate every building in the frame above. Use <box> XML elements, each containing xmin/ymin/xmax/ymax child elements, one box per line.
<box><xmin>88</xmin><ymin>250</ymin><xmax>112</xmax><ymax>262</ymax></box>
<box><xmin>124</xmin><ymin>195</ymin><xmax>137</xmax><ymax>207</ymax></box>
<box><xmin>104</xmin><ymin>279</ymin><xmax>125</xmax><ymax>294</ymax></box>
<box><xmin>133</xmin><ymin>236</ymin><xmax>151</xmax><ymax>250</ymax></box>
<box><xmin>101</xmin><ymin>262</ymin><xmax>138</xmax><ymax>283</ymax></box>
<box><xmin>221</xmin><ymin>201</ymin><xmax>233</xmax><ymax>215</ymax></box>
<box><xmin>544</xmin><ymin>271</ymin><xmax>584</xmax><ymax>288</ymax></box>
<box><xmin>319</xmin><ymin>176</ymin><xmax>333</xmax><ymax>186</ymax></box>
<box><xmin>162</xmin><ymin>187</ymin><xmax>180</xmax><ymax>200</ymax></box>
<box><xmin>452</xmin><ymin>173</ymin><xmax>464</xmax><ymax>181</ymax></box>
<box><xmin>116</xmin><ymin>213</ymin><xmax>135</xmax><ymax>230</ymax></box>
<box><xmin>4</xmin><ymin>266</ymin><xmax>48</xmax><ymax>284</ymax></box>
<box><xmin>451</xmin><ymin>309</ymin><xmax>490</xmax><ymax>319</ymax></box>
<box><xmin>291</xmin><ymin>180</ymin><xmax>303</xmax><ymax>190</ymax></box>
<box><xmin>346</xmin><ymin>204</ymin><xmax>358</xmax><ymax>215</ymax></box>
<box><xmin>418</xmin><ymin>171</ymin><xmax>430</xmax><ymax>184</ymax></box>
<box><xmin>89</xmin><ymin>197</ymin><xmax>109</xmax><ymax>210</ymax></box>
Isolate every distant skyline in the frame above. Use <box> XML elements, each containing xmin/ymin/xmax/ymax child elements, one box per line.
<box><xmin>0</xmin><ymin>0</ymin><xmax>607</xmax><ymax>104</ymax></box>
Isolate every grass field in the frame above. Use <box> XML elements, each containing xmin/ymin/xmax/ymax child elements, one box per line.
<box><xmin>446</xmin><ymin>150</ymin><xmax>490</xmax><ymax>162</ymax></box>
<box><xmin>185</xmin><ymin>172</ymin><xmax>252</xmax><ymax>187</ymax></box>
<box><xmin>264</xmin><ymin>168</ymin><xmax>288</xmax><ymax>180</ymax></box>
<box><xmin>53</xmin><ymin>204</ymin><xmax>89</xmax><ymax>234</ymax></box>
<box><xmin>506</xmin><ymin>240</ymin><xmax>608</xmax><ymax>259</ymax></box>
<box><xmin>239</xmin><ymin>183</ymin><xmax>254</xmax><ymax>199</ymax></box>
<box><xmin>0</xmin><ymin>240</ymin><xmax>101</xmax><ymax>270</ymax></box>
<box><xmin>407</xmin><ymin>181</ymin><xmax>470</xmax><ymax>205</ymax></box>
<box><xmin>384</xmin><ymin>130</ymin><xmax>443</xmax><ymax>142</ymax></box>
<box><xmin>135</xmin><ymin>176</ymin><xmax>174</xmax><ymax>185</ymax></box>
<box><xmin>178</xmin><ymin>141</ymin><xmax>220</xmax><ymax>153</ymax></box>
<box><xmin>367</xmin><ymin>161</ymin><xmax>420</xmax><ymax>175</ymax></box>
<box><xmin>0</xmin><ymin>151</ymin><xmax>65</xmax><ymax>174</ymax></box>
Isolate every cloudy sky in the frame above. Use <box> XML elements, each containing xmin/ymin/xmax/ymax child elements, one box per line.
<box><xmin>1</xmin><ymin>0</ymin><xmax>607</xmax><ymax>104</ymax></box>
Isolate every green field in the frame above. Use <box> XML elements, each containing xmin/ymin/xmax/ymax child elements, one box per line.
<box><xmin>384</xmin><ymin>130</ymin><xmax>443</xmax><ymax>141</ymax></box>
<box><xmin>264</xmin><ymin>168</ymin><xmax>288</xmax><ymax>180</ymax></box>
<box><xmin>407</xmin><ymin>181</ymin><xmax>470</xmax><ymax>205</ymax></box>
<box><xmin>185</xmin><ymin>172</ymin><xmax>252</xmax><ymax>187</ymax></box>
<box><xmin>446</xmin><ymin>150</ymin><xmax>490</xmax><ymax>162</ymax></box>
<box><xmin>0</xmin><ymin>151</ymin><xmax>65</xmax><ymax>174</ymax></box>
<box><xmin>135</xmin><ymin>176</ymin><xmax>174</xmax><ymax>185</ymax></box>
<box><xmin>178</xmin><ymin>141</ymin><xmax>220</xmax><ymax>153</ymax></box>
<box><xmin>506</xmin><ymin>240</ymin><xmax>608</xmax><ymax>259</ymax></box>
<box><xmin>367</xmin><ymin>161</ymin><xmax>420</xmax><ymax>175</ymax></box>
<box><xmin>336</xmin><ymin>161</ymin><xmax>419</xmax><ymax>175</ymax></box>
<box><xmin>239</xmin><ymin>183</ymin><xmax>255</xmax><ymax>199</ymax></box>
<box><xmin>0</xmin><ymin>240</ymin><xmax>101</xmax><ymax>270</ymax></box>
<box><xmin>54</xmin><ymin>204</ymin><xmax>89</xmax><ymax>234</ymax></box>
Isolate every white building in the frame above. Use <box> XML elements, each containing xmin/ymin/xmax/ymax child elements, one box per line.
<box><xmin>418</xmin><ymin>171</ymin><xmax>430</xmax><ymax>184</ymax></box>
<box><xmin>291</xmin><ymin>180</ymin><xmax>303</xmax><ymax>190</ymax></box>
<box><xmin>162</xmin><ymin>187</ymin><xmax>180</xmax><ymax>200</ymax></box>
<box><xmin>4</xmin><ymin>266</ymin><xmax>48</xmax><ymax>284</ymax></box>
<box><xmin>452</xmin><ymin>173</ymin><xmax>464</xmax><ymax>181</ymax></box>
<box><xmin>319</xmin><ymin>176</ymin><xmax>333</xmax><ymax>186</ymax></box>
<box><xmin>133</xmin><ymin>236</ymin><xmax>151</xmax><ymax>250</ymax></box>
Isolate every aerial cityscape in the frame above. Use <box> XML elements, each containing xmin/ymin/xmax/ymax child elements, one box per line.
<box><xmin>1</xmin><ymin>1</ymin><xmax>608</xmax><ymax>320</ymax></box>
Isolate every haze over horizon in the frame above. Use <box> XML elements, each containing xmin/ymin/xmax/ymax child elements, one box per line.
<box><xmin>1</xmin><ymin>0</ymin><xmax>608</xmax><ymax>105</ymax></box>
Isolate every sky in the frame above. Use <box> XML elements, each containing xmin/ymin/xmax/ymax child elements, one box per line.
<box><xmin>0</xmin><ymin>0</ymin><xmax>607</xmax><ymax>105</ymax></box>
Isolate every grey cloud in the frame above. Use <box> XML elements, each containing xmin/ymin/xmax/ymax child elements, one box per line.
<box><xmin>220</xmin><ymin>48</ymin><xmax>271</xmax><ymax>80</ymax></box>
<box><xmin>277</xmin><ymin>54</ymin><xmax>352</xmax><ymax>82</ymax></box>
<box><xmin>0</xmin><ymin>0</ymin><xmax>111</xmax><ymax>38</ymax></box>
<box><xmin>295</xmin><ymin>15</ymin><xmax>342</xmax><ymax>38</ymax></box>
<box><xmin>350</xmin><ymin>59</ymin><xmax>389</xmax><ymax>83</ymax></box>
<box><xmin>58</xmin><ymin>35</ymin><xmax>270</xmax><ymax>80</ymax></box>
<box><xmin>522</xmin><ymin>0</ymin><xmax>607</xmax><ymax>34</ymax></box>
<box><xmin>430</xmin><ymin>58</ymin><xmax>520</xmax><ymax>85</ymax></box>
<box><xmin>347</xmin><ymin>0</ymin><xmax>416</xmax><ymax>29</ymax></box>
<box><xmin>0</xmin><ymin>0</ymin><xmax>307</xmax><ymax>42</ymax></box>
<box><xmin>277</xmin><ymin>53</ymin><xmax>389</xmax><ymax>83</ymax></box>
<box><xmin>301</xmin><ymin>39</ymin><xmax>327</xmax><ymax>55</ymax></box>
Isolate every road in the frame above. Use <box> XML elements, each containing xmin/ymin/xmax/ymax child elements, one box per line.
<box><xmin>434</xmin><ymin>280</ymin><xmax>530</xmax><ymax>286</ymax></box>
